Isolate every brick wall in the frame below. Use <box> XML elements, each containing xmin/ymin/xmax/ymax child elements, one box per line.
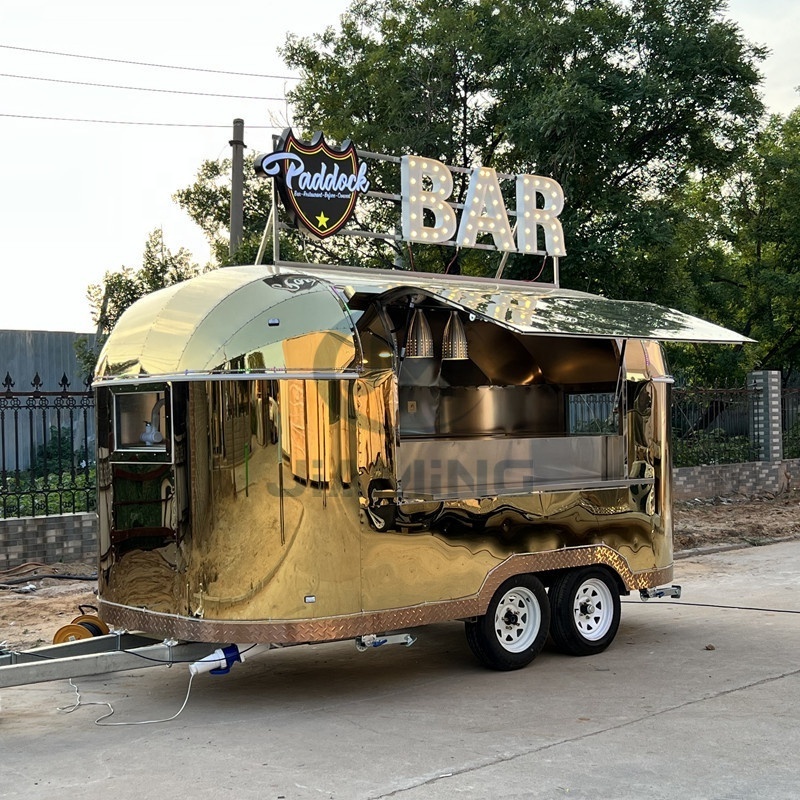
<box><xmin>673</xmin><ymin>458</ymin><xmax>799</xmax><ymax>501</ymax></box>
<box><xmin>0</xmin><ymin>513</ymin><xmax>97</xmax><ymax>571</ymax></box>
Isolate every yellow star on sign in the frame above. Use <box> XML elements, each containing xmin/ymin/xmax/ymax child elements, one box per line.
<box><xmin>316</xmin><ymin>211</ymin><xmax>330</xmax><ymax>229</ymax></box>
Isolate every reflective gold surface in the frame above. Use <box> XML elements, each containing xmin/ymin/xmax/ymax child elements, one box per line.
<box><xmin>93</xmin><ymin>264</ymin><xmax>714</xmax><ymax>646</ymax></box>
<box><xmin>99</xmin><ymin>549</ymin><xmax>672</xmax><ymax>645</ymax></box>
<box><xmin>94</xmin><ymin>269</ymin><xmax>358</xmax><ymax>380</ymax></box>
<box><xmin>287</xmin><ymin>263</ymin><xmax>753</xmax><ymax>343</ymax></box>
<box><xmin>94</xmin><ymin>263</ymin><xmax>749</xmax><ymax>387</ymax></box>
<box><xmin>98</xmin><ymin>370</ymin><xmax>673</xmax><ymax>642</ymax></box>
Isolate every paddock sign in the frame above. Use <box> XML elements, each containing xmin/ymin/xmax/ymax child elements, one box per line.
<box><xmin>255</xmin><ymin>129</ymin><xmax>565</xmax><ymax>256</ymax></box>
<box><xmin>254</xmin><ymin>129</ymin><xmax>369</xmax><ymax>239</ymax></box>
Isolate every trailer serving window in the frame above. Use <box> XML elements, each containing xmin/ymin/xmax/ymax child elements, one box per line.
<box><xmin>392</xmin><ymin>311</ymin><xmax>627</xmax><ymax>498</ymax></box>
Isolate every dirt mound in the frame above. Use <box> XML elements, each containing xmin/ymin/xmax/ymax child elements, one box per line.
<box><xmin>674</xmin><ymin>489</ymin><xmax>800</xmax><ymax>553</ymax></box>
<box><xmin>1</xmin><ymin>562</ymin><xmax>97</xmax><ymax>652</ymax></box>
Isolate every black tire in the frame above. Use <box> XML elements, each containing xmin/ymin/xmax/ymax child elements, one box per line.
<box><xmin>465</xmin><ymin>574</ymin><xmax>550</xmax><ymax>671</ymax></box>
<box><xmin>548</xmin><ymin>567</ymin><xmax>621</xmax><ymax>656</ymax></box>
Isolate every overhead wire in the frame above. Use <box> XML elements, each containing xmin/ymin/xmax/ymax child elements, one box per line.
<box><xmin>1</xmin><ymin>48</ymin><xmax>294</xmax><ymax>129</ymax></box>
<box><xmin>0</xmin><ymin>43</ymin><xmax>299</xmax><ymax>80</ymax></box>
<box><xmin>0</xmin><ymin>72</ymin><xmax>289</xmax><ymax>101</ymax></box>
<box><xmin>0</xmin><ymin>113</ymin><xmax>280</xmax><ymax>128</ymax></box>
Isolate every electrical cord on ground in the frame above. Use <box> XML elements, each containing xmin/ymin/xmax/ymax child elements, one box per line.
<box><xmin>0</xmin><ymin>561</ymin><xmax>49</xmax><ymax>576</ymax></box>
<box><xmin>1</xmin><ymin>573</ymin><xmax>96</xmax><ymax>587</ymax></box>
<box><xmin>0</xmin><ymin>562</ymin><xmax>97</xmax><ymax>589</ymax></box>
<box><xmin>622</xmin><ymin>599</ymin><xmax>800</xmax><ymax>614</ymax></box>
<box><xmin>58</xmin><ymin>674</ymin><xmax>196</xmax><ymax>726</ymax></box>
<box><xmin>52</xmin><ymin>644</ymin><xmax>261</xmax><ymax>725</ymax></box>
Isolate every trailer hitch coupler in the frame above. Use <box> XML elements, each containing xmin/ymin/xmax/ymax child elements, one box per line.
<box><xmin>640</xmin><ymin>585</ymin><xmax>682</xmax><ymax>601</ymax></box>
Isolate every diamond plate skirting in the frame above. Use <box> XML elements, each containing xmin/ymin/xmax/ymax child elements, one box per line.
<box><xmin>99</xmin><ymin>544</ymin><xmax>672</xmax><ymax>645</ymax></box>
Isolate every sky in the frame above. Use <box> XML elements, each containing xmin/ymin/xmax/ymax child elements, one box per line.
<box><xmin>2</xmin><ymin>0</ymin><xmax>798</xmax><ymax>334</ymax></box>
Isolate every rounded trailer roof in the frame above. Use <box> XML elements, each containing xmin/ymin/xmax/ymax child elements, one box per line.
<box><xmin>94</xmin><ymin>267</ymin><xmax>359</xmax><ymax>382</ymax></box>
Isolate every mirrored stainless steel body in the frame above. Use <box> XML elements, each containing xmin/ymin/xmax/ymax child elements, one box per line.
<box><xmin>93</xmin><ymin>265</ymin><xmax>744</xmax><ymax>644</ymax></box>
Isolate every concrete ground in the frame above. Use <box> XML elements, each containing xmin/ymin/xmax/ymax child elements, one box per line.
<box><xmin>1</xmin><ymin>541</ymin><xmax>798</xmax><ymax>800</ymax></box>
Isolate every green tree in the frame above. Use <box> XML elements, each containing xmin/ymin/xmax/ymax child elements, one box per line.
<box><xmin>281</xmin><ymin>0</ymin><xmax>766</xmax><ymax>297</ymax></box>
<box><xmin>76</xmin><ymin>229</ymin><xmax>202</xmax><ymax>378</ymax></box>
<box><xmin>173</xmin><ymin>158</ymin><xmax>274</xmax><ymax>267</ymax></box>
<box><xmin>665</xmin><ymin>108</ymin><xmax>800</xmax><ymax>384</ymax></box>
<box><xmin>174</xmin><ymin>154</ymin><xmax>374</xmax><ymax>270</ymax></box>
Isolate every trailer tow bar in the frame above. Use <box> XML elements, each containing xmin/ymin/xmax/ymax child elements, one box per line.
<box><xmin>355</xmin><ymin>633</ymin><xmax>416</xmax><ymax>651</ymax></box>
<box><xmin>0</xmin><ymin>632</ymin><xmax>229</xmax><ymax>689</ymax></box>
<box><xmin>640</xmin><ymin>585</ymin><xmax>682</xmax><ymax>601</ymax></box>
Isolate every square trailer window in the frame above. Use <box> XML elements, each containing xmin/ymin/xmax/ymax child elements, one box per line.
<box><xmin>112</xmin><ymin>389</ymin><xmax>170</xmax><ymax>462</ymax></box>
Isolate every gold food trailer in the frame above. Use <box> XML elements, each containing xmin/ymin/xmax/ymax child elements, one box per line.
<box><xmin>91</xmin><ymin>133</ymin><xmax>748</xmax><ymax>671</ymax></box>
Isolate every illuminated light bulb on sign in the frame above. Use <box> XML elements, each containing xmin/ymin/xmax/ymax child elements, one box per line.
<box><xmin>515</xmin><ymin>174</ymin><xmax>566</xmax><ymax>257</ymax></box>
<box><xmin>400</xmin><ymin>155</ymin><xmax>566</xmax><ymax>257</ymax></box>
<box><xmin>401</xmin><ymin>155</ymin><xmax>457</xmax><ymax>243</ymax></box>
<box><xmin>456</xmin><ymin>165</ymin><xmax>515</xmax><ymax>252</ymax></box>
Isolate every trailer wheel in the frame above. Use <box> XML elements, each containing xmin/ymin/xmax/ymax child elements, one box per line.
<box><xmin>549</xmin><ymin>567</ymin><xmax>621</xmax><ymax>656</ymax></box>
<box><xmin>465</xmin><ymin>574</ymin><xmax>550</xmax><ymax>671</ymax></box>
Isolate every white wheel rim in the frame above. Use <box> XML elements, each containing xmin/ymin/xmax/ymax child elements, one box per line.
<box><xmin>572</xmin><ymin>578</ymin><xmax>614</xmax><ymax>641</ymax></box>
<box><xmin>493</xmin><ymin>586</ymin><xmax>542</xmax><ymax>652</ymax></box>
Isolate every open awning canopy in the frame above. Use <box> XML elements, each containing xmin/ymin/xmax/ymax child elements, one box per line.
<box><xmin>295</xmin><ymin>263</ymin><xmax>752</xmax><ymax>344</ymax></box>
<box><xmin>95</xmin><ymin>262</ymin><xmax>751</xmax><ymax>383</ymax></box>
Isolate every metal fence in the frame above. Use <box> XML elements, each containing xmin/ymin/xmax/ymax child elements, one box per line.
<box><xmin>0</xmin><ymin>371</ymin><xmax>96</xmax><ymax>518</ymax></box>
<box><xmin>784</xmin><ymin>388</ymin><xmax>800</xmax><ymax>460</ymax></box>
<box><xmin>564</xmin><ymin>385</ymin><xmax>764</xmax><ymax>468</ymax></box>
<box><xmin>671</xmin><ymin>384</ymin><xmax>760</xmax><ymax>468</ymax></box>
<box><xmin>567</xmin><ymin>392</ymin><xmax>618</xmax><ymax>434</ymax></box>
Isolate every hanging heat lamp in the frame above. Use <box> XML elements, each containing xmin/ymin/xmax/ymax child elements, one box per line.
<box><xmin>405</xmin><ymin>308</ymin><xmax>434</xmax><ymax>358</ymax></box>
<box><xmin>442</xmin><ymin>310</ymin><xmax>469</xmax><ymax>360</ymax></box>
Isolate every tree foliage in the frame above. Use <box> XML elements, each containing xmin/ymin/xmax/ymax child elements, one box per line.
<box><xmin>724</xmin><ymin>110</ymin><xmax>800</xmax><ymax>380</ymax></box>
<box><xmin>173</xmin><ymin>158</ymin><xmax>274</xmax><ymax>266</ymax></box>
<box><xmin>665</xmin><ymin>108</ymin><xmax>800</xmax><ymax>384</ymax></box>
<box><xmin>174</xmin><ymin>152</ymin><xmax>379</xmax><ymax>269</ymax></box>
<box><xmin>76</xmin><ymin>229</ymin><xmax>202</xmax><ymax>378</ymax></box>
<box><xmin>84</xmin><ymin>0</ymin><xmax>783</xmax><ymax>386</ymax></box>
<box><xmin>281</xmin><ymin>0</ymin><xmax>766</xmax><ymax>298</ymax></box>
